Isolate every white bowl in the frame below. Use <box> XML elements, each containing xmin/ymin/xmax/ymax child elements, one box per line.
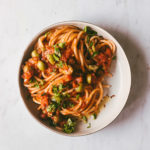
<box><xmin>18</xmin><ymin>21</ymin><xmax>131</xmax><ymax>136</ymax></box>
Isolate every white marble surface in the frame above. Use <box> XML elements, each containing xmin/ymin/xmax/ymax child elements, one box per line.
<box><xmin>0</xmin><ymin>0</ymin><xmax>150</xmax><ymax>149</ymax></box>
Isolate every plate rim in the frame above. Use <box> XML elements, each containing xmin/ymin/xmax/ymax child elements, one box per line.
<box><xmin>18</xmin><ymin>20</ymin><xmax>131</xmax><ymax>136</ymax></box>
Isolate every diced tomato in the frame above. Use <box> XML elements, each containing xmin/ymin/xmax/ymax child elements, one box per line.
<box><xmin>56</xmin><ymin>110</ymin><xmax>60</xmax><ymax>116</ymax></box>
<box><xmin>45</xmin><ymin>64</ymin><xmax>56</xmax><ymax>74</ymax></box>
<box><xmin>68</xmin><ymin>58</ymin><xmax>75</xmax><ymax>65</ymax></box>
<box><xmin>99</xmin><ymin>53</ymin><xmax>107</xmax><ymax>63</ymax></box>
<box><xmin>28</xmin><ymin>57</ymin><xmax>38</xmax><ymax>66</ymax></box>
<box><xmin>40</xmin><ymin>95</ymin><xmax>49</xmax><ymax>108</ymax></box>
<box><xmin>51</xmin><ymin>116</ymin><xmax>59</xmax><ymax>124</ymax></box>
<box><xmin>22</xmin><ymin>71</ymin><xmax>33</xmax><ymax>83</ymax></box>
<box><xmin>45</xmin><ymin>46</ymin><xmax>55</xmax><ymax>54</ymax></box>
<box><xmin>65</xmin><ymin>75</ymin><xmax>72</xmax><ymax>82</ymax></box>
<box><xmin>76</xmin><ymin>77</ymin><xmax>83</xmax><ymax>83</ymax></box>
<box><xmin>81</xmin><ymin>101</ymin><xmax>86</xmax><ymax>109</ymax></box>
<box><xmin>61</xmin><ymin>48</ymin><xmax>73</xmax><ymax>62</ymax></box>
<box><xmin>72</xmin><ymin>80</ymin><xmax>78</xmax><ymax>88</ymax></box>
<box><xmin>40</xmin><ymin>113</ymin><xmax>46</xmax><ymax>119</ymax></box>
<box><xmin>105</xmin><ymin>48</ymin><xmax>112</xmax><ymax>57</ymax></box>
<box><xmin>72</xmin><ymin>77</ymin><xmax>82</xmax><ymax>88</ymax></box>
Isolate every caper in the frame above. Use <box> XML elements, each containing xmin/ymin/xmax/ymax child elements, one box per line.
<box><xmin>31</xmin><ymin>50</ymin><xmax>39</xmax><ymax>57</ymax></box>
<box><xmin>87</xmin><ymin>74</ymin><xmax>92</xmax><ymax>84</ymax></box>
<box><xmin>75</xmin><ymin>83</ymin><xmax>83</xmax><ymax>93</ymax></box>
<box><xmin>47</xmin><ymin>54</ymin><xmax>55</xmax><ymax>65</ymax></box>
<box><xmin>88</xmin><ymin>65</ymin><xmax>98</xmax><ymax>71</ymax></box>
<box><xmin>37</xmin><ymin>60</ymin><xmax>46</xmax><ymax>71</ymax></box>
<box><xmin>23</xmin><ymin>65</ymin><xmax>30</xmax><ymax>72</ymax></box>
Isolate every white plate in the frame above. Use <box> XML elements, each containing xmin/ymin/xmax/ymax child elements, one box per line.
<box><xmin>18</xmin><ymin>21</ymin><xmax>131</xmax><ymax>136</ymax></box>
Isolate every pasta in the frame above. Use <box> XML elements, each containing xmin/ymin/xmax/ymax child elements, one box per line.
<box><xmin>22</xmin><ymin>25</ymin><xmax>116</xmax><ymax>133</ymax></box>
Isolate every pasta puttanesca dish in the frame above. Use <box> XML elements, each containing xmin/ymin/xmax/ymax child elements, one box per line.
<box><xmin>22</xmin><ymin>25</ymin><xmax>116</xmax><ymax>133</ymax></box>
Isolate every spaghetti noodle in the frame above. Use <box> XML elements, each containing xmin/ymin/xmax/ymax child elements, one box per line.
<box><xmin>22</xmin><ymin>25</ymin><xmax>116</xmax><ymax>133</ymax></box>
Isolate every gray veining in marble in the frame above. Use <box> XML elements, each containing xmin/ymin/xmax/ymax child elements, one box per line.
<box><xmin>0</xmin><ymin>0</ymin><xmax>150</xmax><ymax>149</ymax></box>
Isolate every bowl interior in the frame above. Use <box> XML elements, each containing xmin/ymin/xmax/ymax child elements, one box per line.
<box><xmin>19</xmin><ymin>21</ymin><xmax>131</xmax><ymax>136</ymax></box>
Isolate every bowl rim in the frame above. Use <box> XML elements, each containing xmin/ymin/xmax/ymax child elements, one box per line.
<box><xmin>18</xmin><ymin>20</ymin><xmax>131</xmax><ymax>137</ymax></box>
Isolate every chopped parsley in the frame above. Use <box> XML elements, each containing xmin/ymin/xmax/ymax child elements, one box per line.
<box><xmin>33</xmin><ymin>83</ymin><xmax>40</xmax><ymax>88</ymax></box>
<box><xmin>29</xmin><ymin>78</ymin><xmax>34</xmax><ymax>83</ymax></box>
<box><xmin>82</xmin><ymin>116</ymin><xmax>87</xmax><ymax>123</ymax></box>
<box><xmin>89</xmin><ymin>41</ymin><xmax>93</xmax><ymax>48</ymax></box>
<box><xmin>93</xmin><ymin>113</ymin><xmax>97</xmax><ymax>119</ymax></box>
<box><xmin>86</xmin><ymin>35</ymin><xmax>90</xmax><ymax>43</ymax></box>
<box><xmin>112</xmin><ymin>55</ymin><xmax>116</xmax><ymax>60</ymax></box>
<box><xmin>69</xmin><ymin>103</ymin><xmax>74</xmax><ymax>108</ymax></box>
<box><xmin>84</xmin><ymin>26</ymin><xmax>97</xmax><ymax>36</ymax></box>
<box><xmin>58</xmin><ymin>42</ymin><xmax>66</xmax><ymax>49</ymax></box>
<box><xmin>29</xmin><ymin>77</ymin><xmax>36</xmax><ymax>83</ymax></box>
<box><xmin>52</xmin><ymin>85</ymin><xmax>58</xmax><ymax>93</ymax></box>
<box><xmin>51</xmin><ymin>94</ymin><xmax>62</xmax><ymax>103</ymax></box>
<box><xmin>65</xmin><ymin>93</ymin><xmax>71</xmax><ymax>98</ymax></box>
<box><xmin>53</xmin><ymin>54</ymin><xmax>60</xmax><ymax>61</ymax></box>
<box><xmin>54</xmin><ymin>47</ymin><xmax>61</xmax><ymax>57</ymax></box>
<box><xmin>45</xmin><ymin>31</ymin><xmax>50</xmax><ymax>37</ymax></box>
<box><xmin>62</xmin><ymin>100</ymin><xmax>74</xmax><ymax>108</ymax></box>
<box><xmin>76</xmin><ymin>94</ymin><xmax>80</xmax><ymax>100</ymax></box>
<box><xmin>87</xmin><ymin>123</ymin><xmax>91</xmax><ymax>128</ymax></box>
<box><xmin>49</xmin><ymin>118</ymin><xmax>56</xmax><ymax>127</ymax></box>
<box><xmin>58</xmin><ymin>83</ymin><xmax>63</xmax><ymax>91</ymax></box>
<box><xmin>63</xmin><ymin>118</ymin><xmax>76</xmax><ymax>133</ymax></box>
<box><xmin>57</xmin><ymin>61</ymin><xmax>64</xmax><ymax>68</ymax></box>
<box><xmin>92</xmin><ymin>51</ymin><xmax>99</xmax><ymax>57</ymax></box>
<box><xmin>41</xmin><ymin>93</ymin><xmax>46</xmax><ymax>96</ymax></box>
<box><xmin>47</xmin><ymin>103</ymin><xmax>57</xmax><ymax>113</ymax></box>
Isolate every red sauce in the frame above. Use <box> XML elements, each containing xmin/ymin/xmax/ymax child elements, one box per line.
<box><xmin>61</xmin><ymin>48</ymin><xmax>73</xmax><ymax>62</ymax></box>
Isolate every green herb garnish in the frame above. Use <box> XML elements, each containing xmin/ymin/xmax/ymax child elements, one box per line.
<box><xmin>49</xmin><ymin>118</ymin><xmax>56</xmax><ymax>127</ymax></box>
<box><xmin>45</xmin><ymin>32</ymin><xmax>50</xmax><ymax>37</ymax></box>
<box><xmin>29</xmin><ymin>77</ymin><xmax>36</xmax><ymax>83</ymax></box>
<box><xmin>86</xmin><ymin>36</ymin><xmax>90</xmax><ymax>43</ymax></box>
<box><xmin>58</xmin><ymin>83</ymin><xmax>63</xmax><ymax>91</ymax></box>
<box><xmin>92</xmin><ymin>51</ymin><xmax>99</xmax><ymax>57</ymax></box>
<box><xmin>51</xmin><ymin>94</ymin><xmax>62</xmax><ymax>104</ymax></box>
<box><xmin>41</xmin><ymin>93</ymin><xmax>46</xmax><ymax>96</ymax></box>
<box><xmin>57</xmin><ymin>61</ymin><xmax>64</xmax><ymax>68</ymax></box>
<box><xmin>65</xmin><ymin>93</ymin><xmax>71</xmax><ymax>98</ymax></box>
<box><xmin>69</xmin><ymin>103</ymin><xmax>74</xmax><ymax>108</ymax></box>
<box><xmin>54</xmin><ymin>47</ymin><xmax>61</xmax><ymax>57</ymax></box>
<box><xmin>82</xmin><ymin>116</ymin><xmax>87</xmax><ymax>123</ymax></box>
<box><xmin>52</xmin><ymin>85</ymin><xmax>58</xmax><ymax>93</ymax></box>
<box><xmin>47</xmin><ymin>103</ymin><xmax>57</xmax><ymax>113</ymax></box>
<box><xmin>62</xmin><ymin>100</ymin><xmax>74</xmax><ymax>108</ymax></box>
<box><xmin>87</xmin><ymin>123</ymin><xmax>91</xmax><ymax>128</ymax></box>
<box><xmin>112</xmin><ymin>56</ymin><xmax>116</xmax><ymax>60</ymax></box>
<box><xmin>89</xmin><ymin>41</ymin><xmax>93</xmax><ymax>48</ymax></box>
<box><xmin>63</xmin><ymin>118</ymin><xmax>76</xmax><ymax>133</ymax></box>
<box><xmin>76</xmin><ymin>94</ymin><xmax>80</xmax><ymax>100</ymax></box>
<box><xmin>84</xmin><ymin>26</ymin><xmax>97</xmax><ymax>36</ymax></box>
<box><xmin>53</xmin><ymin>54</ymin><xmax>60</xmax><ymax>61</ymax></box>
<box><xmin>93</xmin><ymin>113</ymin><xmax>97</xmax><ymax>119</ymax></box>
<box><xmin>34</xmin><ymin>83</ymin><xmax>40</xmax><ymax>88</ymax></box>
<box><xmin>58</xmin><ymin>42</ymin><xmax>66</xmax><ymax>48</ymax></box>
